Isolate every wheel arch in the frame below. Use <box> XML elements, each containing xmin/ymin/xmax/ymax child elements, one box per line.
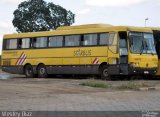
<box><xmin>98</xmin><ymin>62</ymin><xmax>108</xmax><ymax>73</ymax></box>
<box><xmin>36</xmin><ymin>63</ymin><xmax>46</xmax><ymax>71</ymax></box>
<box><xmin>23</xmin><ymin>63</ymin><xmax>32</xmax><ymax>74</ymax></box>
<box><xmin>37</xmin><ymin>63</ymin><xmax>48</xmax><ymax>78</ymax></box>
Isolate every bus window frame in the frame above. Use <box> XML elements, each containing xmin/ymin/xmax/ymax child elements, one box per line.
<box><xmin>3</xmin><ymin>39</ymin><xmax>18</xmax><ymax>50</ymax></box>
<box><xmin>48</xmin><ymin>36</ymin><xmax>64</xmax><ymax>48</ymax></box>
<box><xmin>17</xmin><ymin>38</ymin><xmax>32</xmax><ymax>49</ymax></box>
<box><xmin>31</xmin><ymin>37</ymin><xmax>49</xmax><ymax>49</ymax></box>
<box><xmin>82</xmin><ymin>33</ymin><xmax>98</xmax><ymax>47</ymax></box>
<box><xmin>64</xmin><ymin>35</ymin><xmax>81</xmax><ymax>47</ymax></box>
<box><xmin>2</xmin><ymin>31</ymin><xmax>116</xmax><ymax>50</ymax></box>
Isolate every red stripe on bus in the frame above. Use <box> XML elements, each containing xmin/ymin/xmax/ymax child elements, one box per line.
<box><xmin>22</xmin><ymin>57</ymin><xmax>27</xmax><ymax>65</ymax></box>
<box><xmin>19</xmin><ymin>55</ymin><xmax>27</xmax><ymax>65</ymax></box>
<box><xmin>96</xmin><ymin>60</ymin><xmax>100</xmax><ymax>64</ymax></box>
<box><xmin>18</xmin><ymin>54</ymin><xmax>26</xmax><ymax>65</ymax></box>
<box><xmin>16</xmin><ymin>52</ymin><xmax>24</xmax><ymax>65</ymax></box>
<box><xmin>92</xmin><ymin>58</ymin><xmax>97</xmax><ymax>64</ymax></box>
<box><xmin>94</xmin><ymin>59</ymin><xmax>99</xmax><ymax>64</ymax></box>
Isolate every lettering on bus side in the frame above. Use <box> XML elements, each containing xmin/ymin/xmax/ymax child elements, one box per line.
<box><xmin>74</xmin><ymin>49</ymin><xmax>92</xmax><ymax>56</ymax></box>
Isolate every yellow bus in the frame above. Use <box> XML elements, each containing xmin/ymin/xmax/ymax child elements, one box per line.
<box><xmin>151</xmin><ymin>28</ymin><xmax>160</xmax><ymax>76</ymax></box>
<box><xmin>1</xmin><ymin>24</ymin><xmax>158</xmax><ymax>80</ymax></box>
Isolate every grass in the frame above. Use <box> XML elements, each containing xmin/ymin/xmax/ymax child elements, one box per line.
<box><xmin>80</xmin><ymin>80</ymin><xmax>111</xmax><ymax>88</ymax></box>
<box><xmin>80</xmin><ymin>80</ymin><xmax>152</xmax><ymax>91</ymax></box>
<box><xmin>115</xmin><ymin>82</ymin><xmax>139</xmax><ymax>90</ymax></box>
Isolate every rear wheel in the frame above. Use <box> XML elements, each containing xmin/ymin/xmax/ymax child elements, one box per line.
<box><xmin>24</xmin><ymin>65</ymin><xmax>35</xmax><ymax>78</ymax></box>
<box><xmin>37</xmin><ymin>64</ymin><xmax>48</xmax><ymax>78</ymax></box>
<box><xmin>100</xmin><ymin>66</ymin><xmax>111</xmax><ymax>80</ymax></box>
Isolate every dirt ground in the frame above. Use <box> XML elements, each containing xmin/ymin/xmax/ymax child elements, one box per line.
<box><xmin>0</xmin><ymin>70</ymin><xmax>160</xmax><ymax>111</ymax></box>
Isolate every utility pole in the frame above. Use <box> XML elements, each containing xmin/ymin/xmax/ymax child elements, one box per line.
<box><xmin>145</xmin><ymin>18</ymin><xmax>149</xmax><ymax>27</ymax></box>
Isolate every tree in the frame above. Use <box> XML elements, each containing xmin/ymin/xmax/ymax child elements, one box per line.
<box><xmin>12</xmin><ymin>0</ymin><xmax>75</xmax><ymax>33</ymax></box>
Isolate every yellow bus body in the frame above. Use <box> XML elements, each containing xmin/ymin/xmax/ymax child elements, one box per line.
<box><xmin>1</xmin><ymin>24</ymin><xmax>158</xmax><ymax>78</ymax></box>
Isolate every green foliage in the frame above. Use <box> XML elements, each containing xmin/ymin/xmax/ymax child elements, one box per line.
<box><xmin>12</xmin><ymin>0</ymin><xmax>75</xmax><ymax>32</ymax></box>
<box><xmin>115</xmin><ymin>82</ymin><xmax>139</xmax><ymax>90</ymax></box>
<box><xmin>80</xmin><ymin>80</ymin><xmax>152</xmax><ymax>90</ymax></box>
<box><xmin>80</xmin><ymin>80</ymin><xmax>111</xmax><ymax>88</ymax></box>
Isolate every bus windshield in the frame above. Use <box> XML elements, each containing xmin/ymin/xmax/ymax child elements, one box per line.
<box><xmin>129</xmin><ymin>32</ymin><xmax>156</xmax><ymax>54</ymax></box>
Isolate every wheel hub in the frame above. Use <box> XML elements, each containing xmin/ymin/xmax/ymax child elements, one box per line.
<box><xmin>103</xmin><ymin>69</ymin><xmax>108</xmax><ymax>77</ymax></box>
<box><xmin>26</xmin><ymin>68</ymin><xmax>32</xmax><ymax>76</ymax></box>
<box><xmin>40</xmin><ymin>68</ymin><xmax>45</xmax><ymax>74</ymax></box>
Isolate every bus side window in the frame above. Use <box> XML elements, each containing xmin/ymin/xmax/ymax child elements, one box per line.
<box><xmin>49</xmin><ymin>36</ymin><xmax>63</xmax><ymax>47</ymax></box>
<box><xmin>6</xmin><ymin>39</ymin><xmax>18</xmax><ymax>50</ymax></box>
<box><xmin>33</xmin><ymin>37</ymin><xmax>48</xmax><ymax>48</ymax></box>
<box><xmin>82</xmin><ymin>34</ymin><xmax>98</xmax><ymax>46</ymax></box>
<box><xmin>108</xmin><ymin>32</ymin><xmax>118</xmax><ymax>54</ymax></box>
<box><xmin>99</xmin><ymin>33</ymin><xmax>115</xmax><ymax>46</ymax></box>
<box><xmin>108</xmin><ymin>33</ymin><xmax>115</xmax><ymax>45</ymax></box>
<box><xmin>17</xmin><ymin>38</ymin><xmax>31</xmax><ymax>49</ymax></box>
<box><xmin>21</xmin><ymin>38</ymin><xmax>31</xmax><ymax>49</ymax></box>
<box><xmin>65</xmin><ymin>35</ymin><xmax>80</xmax><ymax>47</ymax></box>
<box><xmin>99</xmin><ymin>33</ymin><xmax>109</xmax><ymax>45</ymax></box>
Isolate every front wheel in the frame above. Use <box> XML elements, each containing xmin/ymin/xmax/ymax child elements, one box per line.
<box><xmin>24</xmin><ymin>65</ymin><xmax>35</xmax><ymax>78</ymax></box>
<box><xmin>37</xmin><ymin>65</ymin><xmax>48</xmax><ymax>78</ymax></box>
<box><xmin>100</xmin><ymin>66</ymin><xmax>111</xmax><ymax>80</ymax></box>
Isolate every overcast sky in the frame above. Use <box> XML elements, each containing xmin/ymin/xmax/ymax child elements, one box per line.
<box><xmin>0</xmin><ymin>0</ymin><xmax>160</xmax><ymax>54</ymax></box>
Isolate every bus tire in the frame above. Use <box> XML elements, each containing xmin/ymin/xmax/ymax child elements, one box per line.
<box><xmin>24</xmin><ymin>65</ymin><xmax>35</xmax><ymax>78</ymax></box>
<box><xmin>100</xmin><ymin>66</ymin><xmax>111</xmax><ymax>80</ymax></box>
<box><xmin>37</xmin><ymin>64</ymin><xmax>48</xmax><ymax>78</ymax></box>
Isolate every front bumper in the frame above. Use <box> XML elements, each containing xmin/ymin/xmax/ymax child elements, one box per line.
<box><xmin>128</xmin><ymin>67</ymin><xmax>157</xmax><ymax>75</ymax></box>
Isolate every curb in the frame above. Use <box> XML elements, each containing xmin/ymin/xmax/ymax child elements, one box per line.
<box><xmin>139</xmin><ymin>87</ymin><xmax>160</xmax><ymax>91</ymax></box>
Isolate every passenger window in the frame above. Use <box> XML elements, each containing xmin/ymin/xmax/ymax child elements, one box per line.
<box><xmin>19</xmin><ymin>38</ymin><xmax>30</xmax><ymax>49</ymax></box>
<box><xmin>33</xmin><ymin>37</ymin><xmax>48</xmax><ymax>48</ymax></box>
<box><xmin>49</xmin><ymin>36</ymin><xmax>63</xmax><ymax>47</ymax></box>
<box><xmin>108</xmin><ymin>33</ymin><xmax>115</xmax><ymax>45</ymax></box>
<box><xmin>100</xmin><ymin>33</ymin><xmax>109</xmax><ymax>45</ymax></box>
<box><xmin>6</xmin><ymin>39</ymin><xmax>17</xmax><ymax>49</ymax></box>
<box><xmin>65</xmin><ymin>35</ymin><xmax>80</xmax><ymax>47</ymax></box>
<box><xmin>83</xmin><ymin>34</ymin><xmax>97</xmax><ymax>46</ymax></box>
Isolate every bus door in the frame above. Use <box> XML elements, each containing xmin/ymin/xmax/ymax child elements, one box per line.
<box><xmin>119</xmin><ymin>32</ymin><xmax>128</xmax><ymax>75</ymax></box>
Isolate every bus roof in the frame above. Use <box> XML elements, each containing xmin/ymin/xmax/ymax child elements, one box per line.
<box><xmin>150</xmin><ymin>27</ymin><xmax>160</xmax><ymax>31</ymax></box>
<box><xmin>3</xmin><ymin>24</ymin><xmax>153</xmax><ymax>39</ymax></box>
<box><xmin>56</xmin><ymin>24</ymin><xmax>113</xmax><ymax>30</ymax></box>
